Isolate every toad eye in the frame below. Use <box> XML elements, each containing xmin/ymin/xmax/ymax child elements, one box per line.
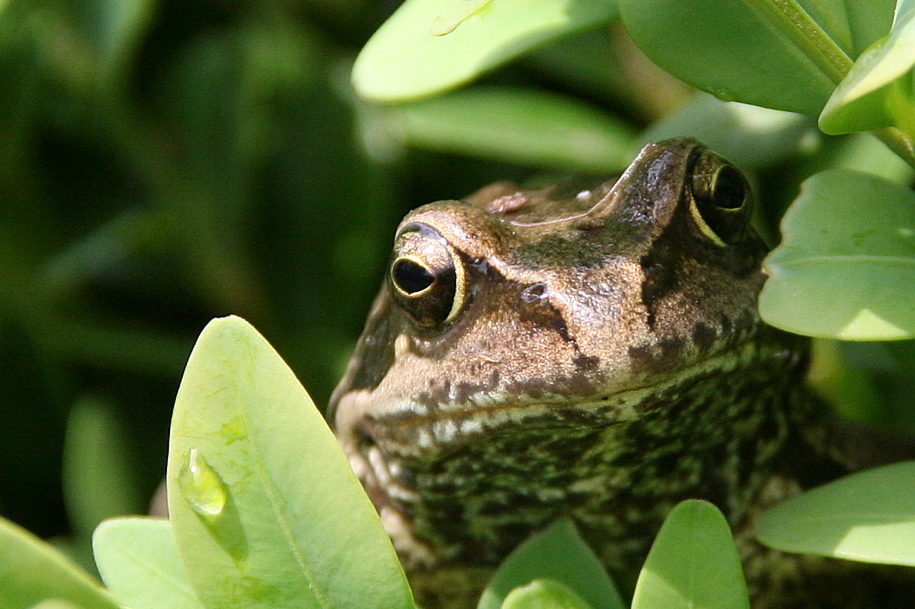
<box><xmin>389</xmin><ymin>223</ymin><xmax>467</xmax><ymax>327</ymax></box>
<box><xmin>687</xmin><ymin>150</ymin><xmax>753</xmax><ymax>246</ymax></box>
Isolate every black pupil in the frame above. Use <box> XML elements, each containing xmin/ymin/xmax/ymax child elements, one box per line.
<box><xmin>393</xmin><ymin>259</ymin><xmax>435</xmax><ymax>294</ymax></box>
<box><xmin>712</xmin><ymin>166</ymin><xmax>746</xmax><ymax>209</ymax></box>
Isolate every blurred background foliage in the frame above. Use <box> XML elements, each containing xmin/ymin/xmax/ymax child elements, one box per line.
<box><xmin>1</xmin><ymin>0</ymin><xmax>913</xmax><ymax>567</ymax></box>
<box><xmin>0</xmin><ymin>0</ymin><xmax>413</xmax><ymax>541</ymax></box>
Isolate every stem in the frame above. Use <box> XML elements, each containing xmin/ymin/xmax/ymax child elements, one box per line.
<box><xmin>743</xmin><ymin>0</ymin><xmax>853</xmax><ymax>84</ymax></box>
<box><xmin>741</xmin><ymin>2</ymin><xmax>915</xmax><ymax>171</ymax></box>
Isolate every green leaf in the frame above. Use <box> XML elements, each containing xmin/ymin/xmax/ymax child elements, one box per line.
<box><xmin>352</xmin><ymin>0</ymin><xmax>618</xmax><ymax>102</ymax></box>
<box><xmin>760</xmin><ymin>169</ymin><xmax>915</xmax><ymax>340</ymax></box>
<box><xmin>92</xmin><ymin>517</ymin><xmax>203</xmax><ymax>609</ymax></box>
<box><xmin>63</xmin><ymin>397</ymin><xmax>143</xmax><ymax>539</ymax></box>
<box><xmin>842</xmin><ymin>0</ymin><xmax>902</xmax><ymax>56</ymax></box>
<box><xmin>0</xmin><ymin>516</ymin><xmax>120</xmax><ymax>609</ymax></box>
<box><xmin>757</xmin><ymin>461</ymin><xmax>915</xmax><ymax>565</ymax></box>
<box><xmin>166</xmin><ymin>316</ymin><xmax>413</xmax><ymax>609</ymax></box>
<box><xmin>619</xmin><ymin>0</ymin><xmax>895</xmax><ymax>115</ymax></box>
<box><xmin>478</xmin><ymin>518</ymin><xmax>624</xmax><ymax>609</ymax></box>
<box><xmin>820</xmin><ymin>0</ymin><xmax>915</xmax><ymax>136</ymax></box>
<box><xmin>631</xmin><ymin>500</ymin><xmax>749</xmax><ymax>609</ymax></box>
<box><xmin>390</xmin><ymin>87</ymin><xmax>636</xmax><ymax>171</ymax></box>
<box><xmin>501</xmin><ymin>579</ymin><xmax>594</xmax><ymax>609</ymax></box>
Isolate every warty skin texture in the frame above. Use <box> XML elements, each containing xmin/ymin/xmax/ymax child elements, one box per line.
<box><xmin>329</xmin><ymin>138</ymin><xmax>915</xmax><ymax>608</ymax></box>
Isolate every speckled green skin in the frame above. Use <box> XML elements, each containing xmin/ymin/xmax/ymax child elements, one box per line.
<box><xmin>329</xmin><ymin>139</ymin><xmax>915</xmax><ymax>608</ymax></box>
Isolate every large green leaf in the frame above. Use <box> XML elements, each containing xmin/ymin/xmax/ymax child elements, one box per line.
<box><xmin>478</xmin><ymin>518</ymin><xmax>624</xmax><ymax>609</ymax></box>
<box><xmin>0</xmin><ymin>516</ymin><xmax>120</xmax><ymax>609</ymax></box>
<box><xmin>619</xmin><ymin>0</ymin><xmax>895</xmax><ymax>115</ymax></box>
<box><xmin>389</xmin><ymin>87</ymin><xmax>636</xmax><ymax>171</ymax></box>
<box><xmin>631</xmin><ymin>500</ymin><xmax>749</xmax><ymax>609</ymax></box>
<box><xmin>352</xmin><ymin>0</ymin><xmax>618</xmax><ymax>102</ymax></box>
<box><xmin>757</xmin><ymin>461</ymin><xmax>915</xmax><ymax>565</ymax></box>
<box><xmin>93</xmin><ymin>518</ymin><xmax>203</xmax><ymax>609</ymax></box>
<box><xmin>820</xmin><ymin>0</ymin><xmax>915</xmax><ymax>136</ymax></box>
<box><xmin>166</xmin><ymin>316</ymin><xmax>413</xmax><ymax>609</ymax></box>
<box><xmin>760</xmin><ymin>169</ymin><xmax>915</xmax><ymax>340</ymax></box>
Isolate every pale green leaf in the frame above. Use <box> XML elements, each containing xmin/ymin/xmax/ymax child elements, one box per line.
<box><xmin>432</xmin><ymin>0</ymin><xmax>494</xmax><ymax>35</ymax></box>
<box><xmin>93</xmin><ymin>517</ymin><xmax>202</xmax><ymax>609</ymax></box>
<box><xmin>352</xmin><ymin>0</ymin><xmax>618</xmax><ymax>102</ymax></box>
<box><xmin>820</xmin><ymin>0</ymin><xmax>915</xmax><ymax>135</ymax></box>
<box><xmin>760</xmin><ymin>169</ymin><xmax>915</xmax><ymax>340</ymax></box>
<box><xmin>390</xmin><ymin>87</ymin><xmax>636</xmax><ymax>171</ymax></box>
<box><xmin>0</xmin><ymin>516</ymin><xmax>120</xmax><ymax>609</ymax></box>
<box><xmin>478</xmin><ymin>518</ymin><xmax>624</xmax><ymax>609</ymax></box>
<box><xmin>620</xmin><ymin>0</ymin><xmax>895</xmax><ymax>115</ymax></box>
<box><xmin>501</xmin><ymin>579</ymin><xmax>593</xmax><ymax>609</ymax></box>
<box><xmin>631</xmin><ymin>500</ymin><xmax>749</xmax><ymax>609</ymax></box>
<box><xmin>757</xmin><ymin>461</ymin><xmax>915</xmax><ymax>565</ymax></box>
<box><xmin>166</xmin><ymin>316</ymin><xmax>413</xmax><ymax>609</ymax></box>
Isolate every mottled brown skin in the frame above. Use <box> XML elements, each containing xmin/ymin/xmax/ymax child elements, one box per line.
<box><xmin>328</xmin><ymin>139</ymin><xmax>914</xmax><ymax>608</ymax></box>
